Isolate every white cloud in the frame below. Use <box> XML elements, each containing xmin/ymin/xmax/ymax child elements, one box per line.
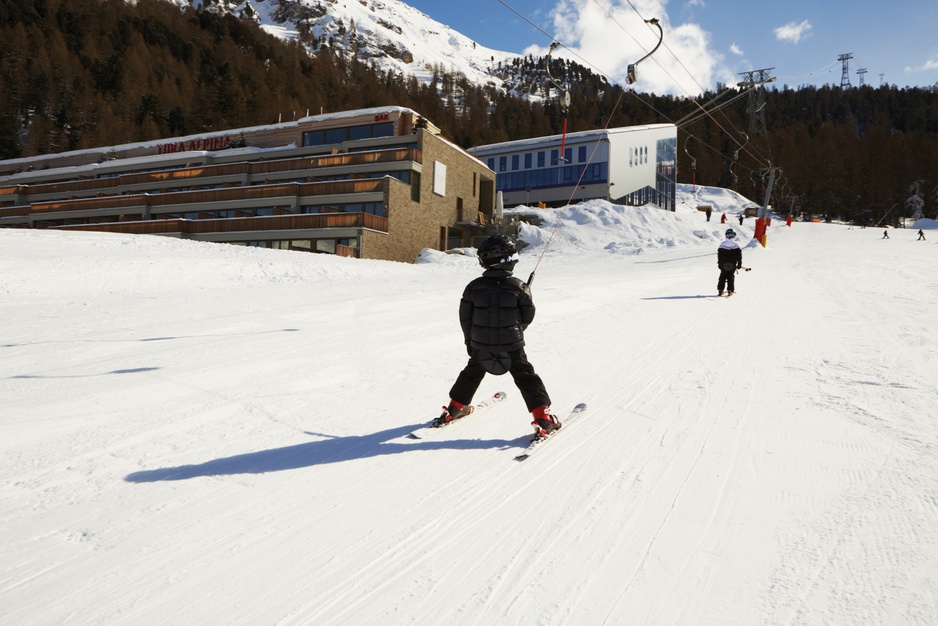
<box><xmin>730</xmin><ymin>43</ymin><xmax>743</xmax><ymax>56</ymax></box>
<box><xmin>524</xmin><ymin>0</ymin><xmax>731</xmax><ymax>96</ymax></box>
<box><xmin>907</xmin><ymin>58</ymin><xmax>938</xmax><ymax>73</ymax></box>
<box><xmin>773</xmin><ymin>20</ymin><xmax>812</xmax><ymax>44</ymax></box>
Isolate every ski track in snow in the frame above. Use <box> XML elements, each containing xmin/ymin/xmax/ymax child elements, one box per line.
<box><xmin>1</xmin><ymin>192</ymin><xmax>936</xmax><ymax>625</ymax></box>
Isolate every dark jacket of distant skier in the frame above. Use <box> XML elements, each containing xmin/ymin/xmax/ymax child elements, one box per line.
<box><xmin>717</xmin><ymin>230</ymin><xmax>743</xmax><ymax>295</ymax></box>
<box><xmin>717</xmin><ymin>239</ymin><xmax>743</xmax><ymax>272</ymax></box>
<box><xmin>459</xmin><ymin>269</ymin><xmax>533</xmax><ymax>352</ymax></box>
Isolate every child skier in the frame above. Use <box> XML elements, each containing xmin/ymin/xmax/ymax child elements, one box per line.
<box><xmin>438</xmin><ymin>234</ymin><xmax>560</xmax><ymax>438</ymax></box>
<box><xmin>717</xmin><ymin>228</ymin><xmax>743</xmax><ymax>296</ymax></box>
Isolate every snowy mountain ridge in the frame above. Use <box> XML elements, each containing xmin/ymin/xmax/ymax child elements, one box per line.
<box><xmin>174</xmin><ymin>0</ymin><xmax>532</xmax><ymax>96</ymax></box>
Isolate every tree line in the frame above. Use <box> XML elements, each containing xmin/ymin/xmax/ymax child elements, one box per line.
<box><xmin>1</xmin><ymin>0</ymin><xmax>936</xmax><ymax>223</ymax></box>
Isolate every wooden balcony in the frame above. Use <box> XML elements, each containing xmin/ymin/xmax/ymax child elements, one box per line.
<box><xmin>5</xmin><ymin>148</ymin><xmax>421</xmax><ymax>199</ymax></box>
<box><xmin>58</xmin><ymin>212</ymin><xmax>389</xmax><ymax>236</ymax></box>
<box><xmin>27</xmin><ymin>179</ymin><xmax>387</xmax><ymax>216</ymax></box>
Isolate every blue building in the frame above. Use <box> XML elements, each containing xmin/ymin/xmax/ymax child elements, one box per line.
<box><xmin>469</xmin><ymin>123</ymin><xmax>677</xmax><ymax>211</ymax></box>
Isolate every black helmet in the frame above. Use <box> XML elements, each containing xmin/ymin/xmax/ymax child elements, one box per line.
<box><xmin>477</xmin><ymin>234</ymin><xmax>519</xmax><ymax>270</ymax></box>
<box><xmin>725</xmin><ymin>228</ymin><xmax>736</xmax><ymax>239</ymax></box>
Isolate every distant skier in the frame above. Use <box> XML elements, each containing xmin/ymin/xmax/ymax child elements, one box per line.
<box><xmin>882</xmin><ymin>229</ymin><xmax>890</xmax><ymax>239</ymax></box>
<box><xmin>918</xmin><ymin>229</ymin><xmax>926</xmax><ymax>240</ymax></box>
<box><xmin>706</xmin><ymin>207</ymin><xmax>712</xmax><ymax>222</ymax></box>
<box><xmin>717</xmin><ymin>228</ymin><xmax>743</xmax><ymax>296</ymax></box>
<box><xmin>438</xmin><ymin>235</ymin><xmax>560</xmax><ymax>438</ymax></box>
<box><xmin>738</xmin><ymin>214</ymin><xmax>744</xmax><ymax>226</ymax></box>
<box><xmin>720</xmin><ymin>213</ymin><xmax>727</xmax><ymax>224</ymax></box>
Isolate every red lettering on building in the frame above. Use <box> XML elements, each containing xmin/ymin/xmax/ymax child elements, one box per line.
<box><xmin>156</xmin><ymin>136</ymin><xmax>232</xmax><ymax>155</ymax></box>
<box><xmin>374</xmin><ymin>113</ymin><xmax>390</xmax><ymax>122</ymax></box>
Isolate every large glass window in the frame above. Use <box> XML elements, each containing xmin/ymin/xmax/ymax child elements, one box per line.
<box><xmin>349</xmin><ymin>126</ymin><xmax>371</xmax><ymax>141</ymax></box>
<box><xmin>372</xmin><ymin>122</ymin><xmax>394</xmax><ymax>138</ymax></box>
<box><xmin>494</xmin><ymin>161</ymin><xmax>608</xmax><ymax>193</ymax></box>
<box><xmin>303</xmin><ymin>130</ymin><xmax>324</xmax><ymax>147</ymax></box>
<box><xmin>524</xmin><ymin>153</ymin><xmax>532</xmax><ymax>169</ymax></box>
<box><xmin>537</xmin><ymin>152</ymin><xmax>545</xmax><ymax>167</ymax></box>
<box><xmin>511</xmin><ymin>155</ymin><xmax>520</xmax><ymax>171</ymax></box>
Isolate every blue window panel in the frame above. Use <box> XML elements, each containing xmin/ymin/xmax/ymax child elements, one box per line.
<box><xmin>524</xmin><ymin>153</ymin><xmax>532</xmax><ymax>169</ymax></box>
<box><xmin>578</xmin><ymin>146</ymin><xmax>587</xmax><ymax>162</ymax></box>
<box><xmin>373</xmin><ymin>122</ymin><xmax>395</xmax><ymax>138</ymax></box>
<box><xmin>511</xmin><ymin>154</ymin><xmax>520</xmax><ymax>171</ymax></box>
<box><xmin>349</xmin><ymin>126</ymin><xmax>371</xmax><ymax>141</ymax></box>
<box><xmin>325</xmin><ymin>128</ymin><xmax>346</xmax><ymax>144</ymax></box>
<box><xmin>537</xmin><ymin>152</ymin><xmax>545</xmax><ymax>167</ymax></box>
<box><xmin>303</xmin><ymin>130</ymin><xmax>325</xmax><ymax>147</ymax></box>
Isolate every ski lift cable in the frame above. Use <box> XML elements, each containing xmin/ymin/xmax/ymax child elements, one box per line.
<box><xmin>595</xmin><ymin>0</ymin><xmax>780</xmax><ymax>169</ymax></box>
<box><xmin>681</xmin><ymin>130</ymin><xmax>767</xmax><ymax>182</ymax></box>
<box><xmin>674</xmin><ymin>87</ymin><xmax>753</xmax><ymax>128</ymax></box>
<box><xmin>527</xmin><ymin>87</ymin><xmax>629</xmax><ymax>286</ymax></box>
<box><xmin>497</xmin><ymin>0</ymin><xmax>711</xmax><ymax>137</ymax></box>
<box><xmin>495</xmin><ymin>1</ymin><xmax>770</xmax><ymax>257</ymax></box>
<box><xmin>545</xmin><ymin>43</ymin><xmax>572</xmax><ymax>162</ymax></box>
<box><xmin>585</xmin><ymin>0</ymin><xmax>762</xmax><ymax>160</ymax></box>
<box><xmin>497</xmin><ymin>0</ymin><xmax>760</xmax><ymax>203</ymax></box>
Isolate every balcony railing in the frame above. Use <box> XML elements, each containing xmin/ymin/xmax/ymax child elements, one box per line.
<box><xmin>27</xmin><ymin>179</ymin><xmax>387</xmax><ymax>215</ymax></box>
<box><xmin>2</xmin><ymin>148</ymin><xmax>421</xmax><ymax>199</ymax></box>
<box><xmin>57</xmin><ymin>212</ymin><xmax>389</xmax><ymax>236</ymax></box>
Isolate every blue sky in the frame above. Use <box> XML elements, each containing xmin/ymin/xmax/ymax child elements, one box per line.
<box><xmin>405</xmin><ymin>0</ymin><xmax>938</xmax><ymax>95</ymax></box>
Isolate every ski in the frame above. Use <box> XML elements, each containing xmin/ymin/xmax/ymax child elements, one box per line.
<box><xmin>515</xmin><ymin>402</ymin><xmax>588</xmax><ymax>460</ymax></box>
<box><xmin>408</xmin><ymin>391</ymin><xmax>507</xmax><ymax>439</ymax></box>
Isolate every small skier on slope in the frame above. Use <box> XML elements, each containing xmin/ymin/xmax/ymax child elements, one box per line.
<box><xmin>438</xmin><ymin>234</ymin><xmax>560</xmax><ymax>438</ymax></box>
<box><xmin>717</xmin><ymin>228</ymin><xmax>743</xmax><ymax>296</ymax></box>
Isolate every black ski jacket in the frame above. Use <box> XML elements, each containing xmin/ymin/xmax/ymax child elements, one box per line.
<box><xmin>717</xmin><ymin>240</ymin><xmax>742</xmax><ymax>272</ymax></box>
<box><xmin>459</xmin><ymin>269</ymin><xmax>534</xmax><ymax>352</ymax></box>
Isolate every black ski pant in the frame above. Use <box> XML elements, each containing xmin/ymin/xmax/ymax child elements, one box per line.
<box><xmin>449</xmin><ymin>348</ymin><xmax>551</xmax><ymax>412</ymax></box>
<box><xmin>718</xmin><ymin>269</ymin><xmax>736</xmax><ymax>293</ymax></box>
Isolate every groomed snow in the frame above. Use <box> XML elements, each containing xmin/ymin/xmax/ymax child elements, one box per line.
<box><xmin>1</xmin><ymin>185</ymin><xmax>936</xmax><ymax>625</ymax></box>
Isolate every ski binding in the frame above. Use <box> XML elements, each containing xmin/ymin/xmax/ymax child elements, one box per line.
<box><xmin>515</xmin><ymin>402</ymin><xmax>588</xmax><ymax>460</ymax></box>
<box><xmin>409</xmin><ymin>391</ymin><xmax>507</xmax><ymax>439</ymax></box>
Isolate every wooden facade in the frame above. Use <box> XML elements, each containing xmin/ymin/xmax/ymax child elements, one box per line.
<box><xmin>0</xmin><ymin>107</ymin><xmax>495</xmax><ymax>263</ymax></box>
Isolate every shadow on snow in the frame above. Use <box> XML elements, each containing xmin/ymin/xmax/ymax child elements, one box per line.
<box><xmin>125</xmin><ymin>424</ymin><xmax>527</xmax><ymax>482</ymax></box>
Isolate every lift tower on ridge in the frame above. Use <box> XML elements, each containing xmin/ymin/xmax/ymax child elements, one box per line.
<box><xmin>839</xmin><ymin>53</ymin><xmax>854</xmax><ymax>89</ymax></box>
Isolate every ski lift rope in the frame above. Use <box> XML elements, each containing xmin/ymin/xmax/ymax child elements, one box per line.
<box><xmin>498</xmin><ymin>0</ymin><xmax>758</xmax><ymax>161</ymax></box>
<box><xmin>496</xmin><ymin>0</ymin><xmax>764</xmax><ymax>278</ymax></box>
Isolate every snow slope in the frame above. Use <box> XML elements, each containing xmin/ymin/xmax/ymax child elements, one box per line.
<box><xmin>2</xmin><ymin>186</ymin><xmax>936</xmax><ymax>625</ymax></box>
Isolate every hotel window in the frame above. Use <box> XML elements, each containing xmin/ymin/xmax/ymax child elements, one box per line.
<box><xmin>303</xmin><ymin>130</ymin><xmax>325</xmax><ymax>146</ymax></box>
<box><xmin>499</xmin><ymin>156</ymin><xmax>507</xmax><ymax>172</ymax></box>
<box><xmin>537</xmin><ymin>152</ymin><xmax>545</xmax><ymax>167</ymax></box>
<box><xmin>524</xmin><ymin>153</ymin><xmax>532</xmax><ymax>169</ymax></box>
<box><xmin>578</xmin><ymin>146</ymin><xmax>587</xmax><ymax>162</ymax></box>
<box><xmin>511</xmin><ymin>155</ymin><xmax>520</xmax><ymax>171</ymax></box>
<box><xmin>349</xmin><ymin>125</ymin><xmax>371</xmax><ymax>141</ymax></box>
